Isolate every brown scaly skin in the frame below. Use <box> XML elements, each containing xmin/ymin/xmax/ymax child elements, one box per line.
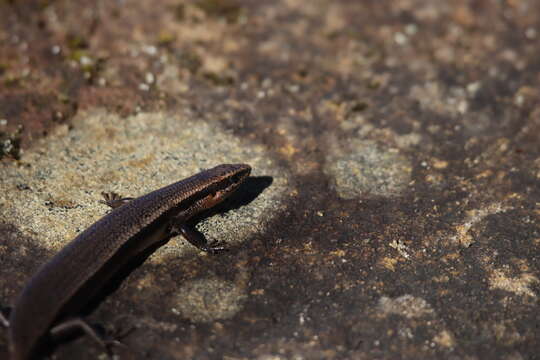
<box><xmin>7</xmin><ymin>164</ymin><xmax>251</xmax><ymax>360</ymax></box>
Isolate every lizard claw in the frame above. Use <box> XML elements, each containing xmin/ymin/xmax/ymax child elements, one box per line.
<box><xmin>204</xmin><ymin>240</ymin><xmax>228</xmax><ymax>254</ymax></box>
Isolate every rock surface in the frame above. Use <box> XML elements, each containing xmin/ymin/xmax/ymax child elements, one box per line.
<box><xmin>1</xmin><ymin>1</ymin><xmax>539</xmax><ymax>359</ymax></box>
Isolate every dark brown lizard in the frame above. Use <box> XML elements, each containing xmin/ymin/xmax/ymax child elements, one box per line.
<box><xmin>2</xmin><ymin>163</ymin><xmax>251</xmax><ymax>359</ymax></box>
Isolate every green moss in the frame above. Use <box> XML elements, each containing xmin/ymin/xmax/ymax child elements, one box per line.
<box><xmin>68</xmin><ymin>49</ymin><xmax>85</xmax><ymax>62</ymax></box>
<box><xmin>157</xmin><ymin>32</ymin><xmax>176</xmax><ymax>46</ymax></box>
<box><xmin>0</xmin><ymin>63</ymin><xmax>8</xmax><ymax>75</ymax></box>
<box><xmin>195</xmin><ymin>0</ymin><xmax>242</xmax><ymax>23</ymax></box>
<box><xmin>350</xmin><ymin>101</ymin><xmax>368</xmax><ymax>112</ymax></box>
<box><xmin>174</xmin><ymin>3</ymin><xmax>185</xmax><ymax>21</ymax></box>
<box><xmin>66</xmin><ymin>34</ymin><xmax>89</xmax><ymax>51</ymax></box>
<box><xmin>57</xmin><ymin>92</ymin><xmax>71</xmax><ymax>104</ymax></box>
<box><xmin>202</xmin><ymin>71</ymin><xmax>234</xmax><ymax>86</ymax></box>
<box><xmin>0</xmin><ymin>127</ymin><xmax>22</xmax><ymax>160</ymax></box>
<box><xmin>4</xmin><ymin>74</ymin><xmax>20</xmax><ymax>87</ymax></box>
<box><xmin>177</xmin><ymin>51</ymin><xmax>202</xmax><ymax>73</ymax></box>
<box><xmin>367</xmin><ymin>79</ymin><xmax>381</xmax><ymax>90</ymax></box>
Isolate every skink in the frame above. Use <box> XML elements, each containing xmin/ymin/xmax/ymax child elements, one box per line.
<box><xmin>2</xmin><ymin>163</ymin><xmax>251</xmax><ymax>360</ymax></box>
